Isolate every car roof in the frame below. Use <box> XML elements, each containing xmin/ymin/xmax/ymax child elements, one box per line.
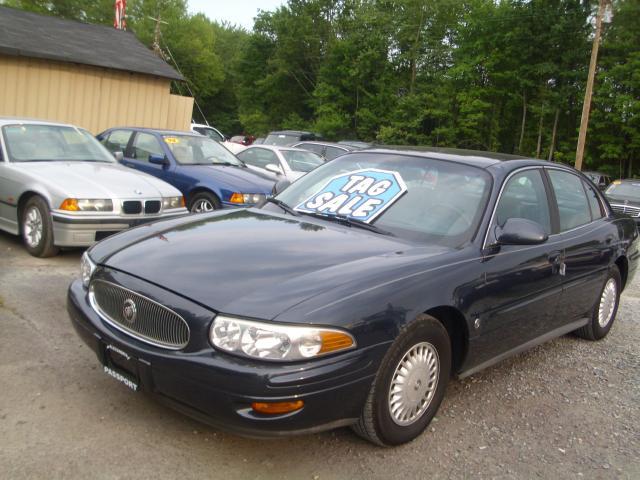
<box><xmin>0</xmin><ymin>117</ymin><xmax>77</xmax><ymax>128</ymax></box>
<box><xmin>243</xmin><ymin>145</ymin><xmax>309</xmax><ymax>153</ymax></box>
<box><xmin>104</xmin><ymin>126</ymin><xmax>199</xmax><ymax>137</ymax></box>
<box><xmin>267</xmin><ymin>130</ymin><xmax>314</xmax><ymax>135</ymax></box>
<box><xmin>294</xmin><ymin>141</ymin><xmax>355</xmax><ymax>150</ymax></box>
<box><xmin>350</xmin><ymin>146</ymin><xmax>567</xmax><ymax>170</ymax></box>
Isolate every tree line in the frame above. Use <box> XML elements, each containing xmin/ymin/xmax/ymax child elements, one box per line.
<box><xmin>3</xmin><ymin>0</ymin><xmax>639</xmax><ymax>176</ymax></box>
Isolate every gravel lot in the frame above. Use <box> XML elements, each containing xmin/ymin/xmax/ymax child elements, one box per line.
<box><xmin>1</xmin><ymin>230</ymin><xmax>639</xmax><ymax>479</ymax></box>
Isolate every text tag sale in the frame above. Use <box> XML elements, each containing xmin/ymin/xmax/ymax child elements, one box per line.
<box><xmin>295</xmin><ymin>169</ymin><xmax>407</xmax><ymax>223</ymax></box>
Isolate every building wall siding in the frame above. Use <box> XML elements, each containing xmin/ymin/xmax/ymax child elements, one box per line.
<box><xmin>0</xmin><ymin>55</ymin><xmax>194</xmax><ymax>133</ymax></box>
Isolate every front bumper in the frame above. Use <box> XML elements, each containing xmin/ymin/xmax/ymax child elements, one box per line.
<box><xmin>52</xmin><ymin>210</ymin><xmax>187</xmax><ymax>247</ymax></box>
<box><xmin>66</xmin><ymin>278</ymin><xmax>383</xmax><ymax>437</ymax></box>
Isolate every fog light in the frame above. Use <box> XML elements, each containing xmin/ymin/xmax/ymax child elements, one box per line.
<box><xmin>251</xmin><ymin>400</ymin><xmax>304</xmax><ymax>414</ymax></box>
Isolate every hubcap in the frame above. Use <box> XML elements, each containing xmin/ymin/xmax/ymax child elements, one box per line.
<box><xmin>389</xmin><ymin>342</ymin><xmax>439</xmax><ymax>426</ymax></box>
<box><xmin>598</xmin><ymin>278</ymin><xmax>617</xmax><ymax>328</ymax></box>
<box><xmin>23</xmin><ymin>206</ymin><xmax>43</xmax><ymax>248</ymax></box>
<box><xmin>191</xmin><ymin>199</ymin><xmax>214</xmax><ymax>213</ymax></box>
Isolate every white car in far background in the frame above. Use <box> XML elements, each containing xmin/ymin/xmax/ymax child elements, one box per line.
<box><xmin>190</xmin><ymin>123</ymin><xmax>247</xmax><ymax>154</ymax></box>
<box><xmin>235</xmin><ymin>145</ymin><xmax>325</xmax><ymax>183</ymax></box>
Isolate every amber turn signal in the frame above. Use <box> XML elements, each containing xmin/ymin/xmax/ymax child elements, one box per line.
<box><xmin>59</xmin><ymin>198</ymin><xmax>79</xmax><ymax>211</ymax></box>
<box><xmin>251</xmin><ymin>400</ymin><xmax>304</xmax><ymax>415</ymax></box>
<box><xmin>319</xmin><ymin>331</ymin><xmax>354</xmax><ymax>354</ymax></box>
<box><xmin>180</xmin><ymin>196</ymin><xmax>186</xmax><ymax>207</ymax></box>
<box><xmin>229</xmin><ymin>192</ymin><xmax>244</xmax><ymax>204</ymax></box>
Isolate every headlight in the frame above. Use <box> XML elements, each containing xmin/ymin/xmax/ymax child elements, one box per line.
<box><xmin>162</xmin><ymin>196</ymin><xmax>185</xmax><ymax>209</ymax></box>
<box><xmin>210</xmin><ymin>315</ymin><xmax>356</xmax><ymax>361</ymax></box>
<box><xmin>229</xmin><ymin>193</ymin><xmax>266</xmax><ymax>205</ymax></box>
<box><xmin>80</xmin><ymin>251</ymin><xmax>96</xmax><ymax>288</ymax></box>
<box><xmin>60</xmin><ymin>198</ymin><xmax>113</xmax><ymax>212</ymax></box>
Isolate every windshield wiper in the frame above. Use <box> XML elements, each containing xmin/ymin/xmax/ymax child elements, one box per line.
<box><xmin>266</xmin><ymin>197</ymin><xmax>300</xmax><ymax>216</ymax></box>
<box><xmin>300</xmin><ymin>212</ymin><xmax>393</xmax><ymax>236</ymax></box>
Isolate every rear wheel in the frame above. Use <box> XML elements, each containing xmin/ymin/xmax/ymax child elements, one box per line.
<box><xmin>21</xmin><ymin>196</ymin><xmax>59</xmax><ymax>257</ymax></box>
<box><xmin>353</xmin><ymin>315</ymin><xmax>451</xmax><ymax>446</ymax></box>
<box><xmin>189</xmin><ymin>192</ymin><xmax>221</xmax><ymax>213</ymax></box>
<box><xmin>575</xmin><ymin>266</ymin><xmax>621</xmax><ymax>341</ymax></box>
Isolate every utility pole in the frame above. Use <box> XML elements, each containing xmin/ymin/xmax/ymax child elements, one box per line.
<box><xmin>575</xmin><ymin>0</ymin><xmax>612</xmax><ymax>171</ymax></box>
<box><xmin>148</xmin><ymin>15</ymin><xmax>168</xmax><ymax>58</ymax></box>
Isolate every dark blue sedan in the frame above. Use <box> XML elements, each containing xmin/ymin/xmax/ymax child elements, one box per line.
<box><xmin>98</xmin><ymin>128</ymin><xmax>275</xmax><ymax>212</ymax></box>
<box><xmin>67</xmin><ymin>148</ymin><xmax>638</xmax><ymax>446</ymax></box>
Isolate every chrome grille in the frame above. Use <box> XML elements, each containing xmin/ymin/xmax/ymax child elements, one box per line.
<box><xmin>610</xmin><ymin>204</ymin><xmax>640</xmax><ymax>217</ymax></box>
<box><xmin>89</xmin><ymin>280</ymin><xmax>189</xmax><ymax>350</ymax></box>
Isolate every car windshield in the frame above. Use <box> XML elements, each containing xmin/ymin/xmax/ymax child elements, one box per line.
<box><xmin>2</xmin><ymin>124</ymin><xmax>115</xmax><ymax>163</ymax></box>
<box><xmin>281</xmin><ymin>150</ymin><xmax>324</xmax><ymax>172</ymax></box>
<box><xmin>274</xmin><ymin>153</ymin><xmax>492</xmax><ymax>247</ymax></box>
<box><xmin>163</xmin><ymin>135</ymin><xmax>242</xmax><ymax>166</ymax></box>
<box><xmin>606</xmin><ymin>182</ymin><xmax>640</xmax><ymax>198</ymax></box>
<box><xmin>193</xmin><ymin>126</ymin><xmax>224</xmax><ymax>142</ymax></box>
<box><xmin>265</xmin><ymin>133</ymin><xmax>299</xmax><ymax>146</ymax></box>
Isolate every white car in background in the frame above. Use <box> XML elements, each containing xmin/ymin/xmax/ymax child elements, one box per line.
<box><xmin>190</xmin><ymin>123</ymin><xmax>247</xmax><ymax>154</ymax></box>
<box><xmin>235</xmin><ymin>145</ymin><xmax>325</xmax><ymax>183</ymax></box>
<box><xmin>0</xmin><ymin>118</ymin><xmax>187</xmax><ymax>257</ymax></box>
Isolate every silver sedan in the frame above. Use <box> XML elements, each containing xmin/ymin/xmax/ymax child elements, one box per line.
<box><xmin>0</xmin><ymin>118</ymin><xmax>187</xmax><ymax>257</ymax></box>
<box><xmin>236</xmin><ymin>145</ymin><xmax>325</xmax><ymax>183</ymax></box>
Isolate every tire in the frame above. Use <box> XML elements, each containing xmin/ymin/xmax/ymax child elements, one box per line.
<box><xmin>353</xmin><ymin>314</ymin><xmax>451</xmax><ymax>446</ymax></box>
<box><xmin>21</xmin><ymin>196</ymin><xmax>59</xmax><ymax>258</ymax></box>
<box><xmin>188</xmin><ymin>191</ymin><xmax>221</xmax><ymax>213</ymax></box>
<box><xmin>574</xmin><ymin>266</ymin><xmax>621</xmax><ymax>341</ymax></box>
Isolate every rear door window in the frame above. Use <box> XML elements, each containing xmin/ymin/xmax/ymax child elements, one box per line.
<box><xmin>548</xmin><ymin>170</ymin><xmax>592</xmax><ymax>231</ymax></box>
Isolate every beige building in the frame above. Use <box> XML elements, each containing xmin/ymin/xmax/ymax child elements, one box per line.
<box><xmin>0</xmin><ymin>6</ymin><xmax>194</xmax><ymax>134</ymax></box>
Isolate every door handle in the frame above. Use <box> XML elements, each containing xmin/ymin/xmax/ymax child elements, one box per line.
<box><xmin>548</xmin><ymin>251</ymin><xmax>562</xmax><ymax>264</ymax></box>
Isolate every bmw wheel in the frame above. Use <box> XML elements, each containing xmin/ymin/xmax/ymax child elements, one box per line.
<box><xmin>21</xmin><ymin>196</ymin><xmax>59</xmax><ymax>257</ymax></box>
<box><xmin>189</xmin><ymin>192</ymin><xmax>221</xmax><ymax>213</ymax></box>
<box><xmin>575</xmin><ymin>265</ymin><xmax>621</xmax><ymax>341</ymax></box>
<box><xmin>353</xmin><ymin>314</ymin><xmax>451</xmax><ymax>446</ymax></box>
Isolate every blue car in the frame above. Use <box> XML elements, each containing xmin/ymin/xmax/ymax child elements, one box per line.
<box><xmin>97</xmin><ymin>128</ymin><xmax>275</xmax><ymax>212</ymax></box>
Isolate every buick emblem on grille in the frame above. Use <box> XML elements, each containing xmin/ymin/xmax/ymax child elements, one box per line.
<box><xmin>123</xmin><ymin>299</ymin><xmax>137</xmax><ymax>324</ymax></box>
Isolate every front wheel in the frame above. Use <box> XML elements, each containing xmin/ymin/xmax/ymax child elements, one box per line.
<box><xmin>21</xmin><ymin>196</ymin><xmax>59</xmax><ymax>257</ymax></box>
<box><xmin>353</xmin><ymin>315</ymin><xmax>451</xmax><ymax>446</ymax></box>
<box><xmin>188</xmin><ymin>192</ymin><xmax>221</xmax><ymax>213</ymax></box>
<box><xmin>574</xmin><ymin>266</ymin><xmax>621</xmax><ymax>341</ymax></box>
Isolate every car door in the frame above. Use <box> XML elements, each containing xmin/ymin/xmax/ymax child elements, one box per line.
<box><xmin>546</xmin><ymin>168</ymin><xmax>613</xmax><ymax>324</ymax></box>
<box><xmin>122</xmin><ymin>132</ymin><xmax>172</xmax><ymax>181</ymax></box>
<box><xmin>472</xmin><ymin>168</ymin><xmax>564</xmax><ymax>365</ymax></box>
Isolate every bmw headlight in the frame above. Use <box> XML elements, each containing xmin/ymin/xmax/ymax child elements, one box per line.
<box><xmin>162</xmin><ymin>196</ymin><xmax>185</xmax><ymax>209</ymax></box>
<box><xmin>80</xmin><ymin>251</ymin><xmax>96</xmax><ymax>288</ymax></box>
<box><xmin>210</xmin><ymin>316</ymin><xmax>356</xmax><ymax>361</ymax></box>
<box><xmin>60</xmin><ymin>198</ymin><xmax>113</xmax><ymax>212</ymax></box>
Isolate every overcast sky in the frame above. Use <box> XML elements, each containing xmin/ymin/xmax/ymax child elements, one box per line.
<box><xmin>188</xmin><ymin>0</ymin><xmax>285</xmax><ymax>30</ymax></box>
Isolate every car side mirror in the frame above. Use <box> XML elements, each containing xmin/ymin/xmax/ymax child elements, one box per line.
<box><xmin>113</xmin><ymin>151</ymin><xmax>124</xmax><ymax>162</ymax></box>
<box><xmin>265</xmin><ymin>163</ymin><xmax>283</xmax><ymax>175</ymax></box>
<box><xmin>272</xmin><ymin>179</ymin><xmax>291</xmax><ymax>195</ymax></box>
<box><xmin>149</xmin><ymin>154</ymin><xmax>169</xmax><ymax>167</ymax></box>
<box><xmin>496</xmin><ymin>218</ymin><xmax>548</xmax><ymax>245</ymax></box>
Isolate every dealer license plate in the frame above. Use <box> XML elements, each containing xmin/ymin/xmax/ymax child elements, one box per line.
<box><xmin>103</xmin><ymin>343</ymin><xmax>139</xmax><ymax>391</ymax></box>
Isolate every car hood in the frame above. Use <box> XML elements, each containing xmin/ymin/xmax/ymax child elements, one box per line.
<box><xmin>182</xmin><ymin>165</ymin><xmax>275</xmax><ymax>194</ymax></box>
<box><xmin>15</xmin><ymin>161</ymin><xmax>181</xmax><ymax>198</ymax></box>
<box><xmin>91</xmin><ymin>209</ymin><xmax>450</xmax><ymax>319</ymax></box>
<box><xmin>605</xmin><ymin>194</ymin><xmax>640</xmax><ymax>207</ymax></box>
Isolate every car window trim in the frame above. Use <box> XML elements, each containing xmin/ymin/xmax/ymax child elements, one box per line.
<box><xmin>482</xmin><ymin>166</ymin><xmax>555</xmax><ymax>249</ymax></box>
